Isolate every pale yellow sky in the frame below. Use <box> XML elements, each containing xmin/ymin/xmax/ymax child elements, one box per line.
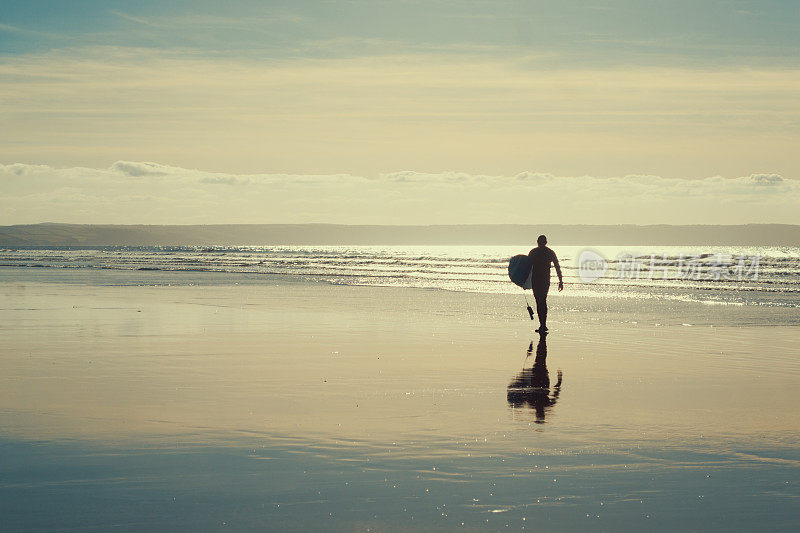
<box><xmin>2</xmin><ymin>49</ymin><xmax>799</xmax><ymax>180</ymax></box>
<box><xmin>1</xmin><ymin>1</ymin><xmax>799</xmax><ymax>224</ymax></box>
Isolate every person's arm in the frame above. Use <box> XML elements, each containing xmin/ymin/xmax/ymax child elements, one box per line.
<box><xmin>552</xmin><ymin>250</ymin><xmax>564</xmax><ymax>291</ymax></box>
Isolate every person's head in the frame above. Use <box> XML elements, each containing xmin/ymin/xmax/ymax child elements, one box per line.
<box><xmin>537</xmin><ymin>235</ymin><xmax>547</xmax><ymax>246</ymax></box>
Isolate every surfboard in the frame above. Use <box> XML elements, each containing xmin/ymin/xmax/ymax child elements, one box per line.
<box><xmin>508</xmin><ymin>254</ymin><xmax>532</xmax><ymax>290</ymax></box>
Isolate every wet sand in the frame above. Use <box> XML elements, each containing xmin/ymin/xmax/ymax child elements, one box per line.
<box><xmin>1</xmin><ymin>277</ymin><xmax>800</xmax><ymax>531</ymax></box>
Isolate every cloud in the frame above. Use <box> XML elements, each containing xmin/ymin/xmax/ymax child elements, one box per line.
<box><xmin>0</xmin><ymin>162</ymin><xmax>52</xmax><ymax>176</ymax></box>
<box><xmin>514</xmin><ymin>172</ymin><xmax>555</xmax><ymax>182</ymax></box>
<box><xmin>747</xmin><ymin>174</ymin><xmax>784</xmax><ymax>185</ymax></box>
<box><xmin>111</xmin><ymin>161</ymin><xmax>173</xmax><ymax>177</ymax></box>
<box><xmin>1</xmin><ymin>162</ymin><xmax>797</xmax><ymax>225</ymax></box>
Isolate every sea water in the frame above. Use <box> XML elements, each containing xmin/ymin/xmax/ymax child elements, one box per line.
<box><xmin>2</xmin><ymin>244</ymin><xmax>798</xmax><ymax>306</ymax></box>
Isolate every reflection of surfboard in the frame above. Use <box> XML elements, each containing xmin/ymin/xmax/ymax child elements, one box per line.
<box><xmin>508</xmin><ymin>255</ymin><xmax>532</xmax><ymax>290</ymax></box>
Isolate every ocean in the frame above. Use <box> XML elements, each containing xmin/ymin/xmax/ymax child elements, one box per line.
<box><xmin>2</xmin><ymin>245</ymin><xmax>798</xmax><ymax>307</ymax></box>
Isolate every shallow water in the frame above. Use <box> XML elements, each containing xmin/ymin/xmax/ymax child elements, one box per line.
<box><xmin>1</xmin><ymin>268</ymin><xmax>800</xmax><ymax>531</ymax></box>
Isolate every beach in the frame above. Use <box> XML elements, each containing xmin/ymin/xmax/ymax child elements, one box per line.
<box><xmin>1</xmin><ymin>262</ymin><xmax>799</xmax><ymax>531</ymax></box>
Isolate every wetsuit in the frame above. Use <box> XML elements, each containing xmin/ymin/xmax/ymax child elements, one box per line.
<box><xmin>528</xmin><ymin>246</ymin><xmax>561</xmax><ymax>328</ymax></box>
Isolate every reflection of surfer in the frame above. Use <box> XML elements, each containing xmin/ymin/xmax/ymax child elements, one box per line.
<box><xmin>528</xmin><ymin>235</ymin><xmax>563</xmax><ymax>333</ymax></box>
<box><xmin>507</xmin><ymin>336</ymin><xmax>562</xmax><ymax>423</ymax></box>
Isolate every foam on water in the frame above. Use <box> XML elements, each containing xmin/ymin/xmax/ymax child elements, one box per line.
<box><xmin>1</xmin><ymin>244</ymin><xmax>798</xmax><ymax>307</ymax></box>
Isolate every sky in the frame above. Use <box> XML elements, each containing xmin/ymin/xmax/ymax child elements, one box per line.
<box><xmin>1</xmin><ymin>0</ymin><xmax>799</xmax><ymax>225</ymax></box>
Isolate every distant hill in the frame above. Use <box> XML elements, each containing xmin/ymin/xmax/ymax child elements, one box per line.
<box><xmin>0</xmin><ymin>223</ymin><xmax>798</xmax><ymax>246</ymax></box>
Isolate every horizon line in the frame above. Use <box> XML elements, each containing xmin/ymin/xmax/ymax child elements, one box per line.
<box><xmin>9</xmin><ymin>222</ymin><xmax>800</xmax><ymax>228</ymax></box>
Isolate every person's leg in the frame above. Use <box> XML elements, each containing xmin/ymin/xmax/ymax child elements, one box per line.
<box><xmin>533</xmin><ymin>289</ymin><xmax>546</xmax><ymax>328</ymax></box>
<box><xmin>534</xmin><ymin>282</ymin><xmax>550</xmax><ymax>329</ymax></box>
<box><xmin>538</xmin><ymin>290</ymin><xmax>547</xmax><ymax>328</ymax></box>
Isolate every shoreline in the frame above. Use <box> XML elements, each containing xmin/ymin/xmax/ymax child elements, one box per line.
<box><xmin>2</xmin><ymin>266</ymin><xmax>799</xmax><ymax>328</ymax></box>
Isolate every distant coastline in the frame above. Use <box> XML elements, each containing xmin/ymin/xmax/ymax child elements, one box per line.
<box><xmin>1</xmin><ymin>223</ymin><xmax>798</xmax><ymax>247</ymax></box>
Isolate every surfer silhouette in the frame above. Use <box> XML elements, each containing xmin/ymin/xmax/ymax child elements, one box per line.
<box><xmin>528</xmin><ymin>235</ymin><xmax>563</xmax><ymax>333</ymax></box>
<box><xmin>507</xmin><ymin>335</ymin><xmax>562</xmax><ymax>423</ymax></box>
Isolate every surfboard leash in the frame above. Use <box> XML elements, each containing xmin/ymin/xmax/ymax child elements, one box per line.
<box><xmin>522</xmin><ymin>291</ymin><xmax>534</xmax><ymax>320</ymax></box>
